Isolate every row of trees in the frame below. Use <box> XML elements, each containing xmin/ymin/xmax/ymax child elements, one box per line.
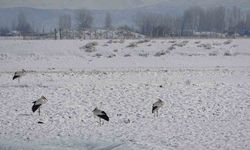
<box><xmin>1</xmin><ymin>6</ymin><xmax>250</xmax><ymax>38</ymax></box>
<box><xmin>0</xmin><ymin>13</ymin><xmax>33</xmax><ymax>37</ymax></box>
<box><xmin>55</xmin><ymin>10</ymin><xmax>113</xmax><ymax>39</ymax></box>
<box><xmin>0</xmin><ymin>9</ymin><xmax>113</xmax><ymax>38</ymax></box>
<box><xmin>135</xmin><ymin>6</ymin><xmax>250</xmax><ymax>37</ymax></box>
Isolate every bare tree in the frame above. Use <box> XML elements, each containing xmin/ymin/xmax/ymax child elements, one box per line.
<box><xmin>0</xmin><ymin>27</ymin><xmax>10</xmax><ymax>36</ymax></box>
<box><xmin>135</xmin><ymin>12</ymin><xmax>157</xmax><ymax>37</ymax></box>
<box><xmin>58</xmin><ymin>15</ymin><xmax>72</xmax><ymax>38</ymax></box>
<box><xmin>182</xmin><ymin>6</ymin><xmax>206</xmax><ymax>35</ymax></box>
<box><xmin>226</xmin><ymin>6</ymin><xmax>242</xmax><ymax>34</ymax></box>
<box><xmin>181</xmin><ymin>6</ymin><xmax>226</xmax><ymax>35</ymax></box>
<box><xmin>104</xmin><ymin>12</ymin><xmax>112</xmax><ymax>29</ymax></box>
<box><xmin>172</xmin><ymin>16</ymin><xmax>183</xmax><ymax>36</ymax></box>
<box><xmin>134</xmin><ymin>6</ymin><xmax>246</xmax><ymax>37</ymax></box>
<box><xmin>16</xmin><ymin>12</ymin><xmax>33</xmax><ymax>38</ymax></box>
<box><xmin>11</xmin><ymin>20</ymin><xmax>17</xmax><ymax>31</ymax></box>
<box><xmin>59</xmin><ymin>15</ymin><xmax>71</xmax><ymax>30</ymax></box>
<box><xmin>76</xmin><ymin>9</ymin><xmax>93</xmax><ymax>31</ymax></box>
<box><xmin>135</xmin><ymin>12</ymin><xmax>177</xmax><ymax>37</ymax></box>
<box><xmin>246</xmin><ymin>12</ymin><xmax>250</xmax><ymax>30</ymax></box>
<box><xmin>212</xmin><ymin>6</ymin><xmax>226</xmax><ymax>33</ymax></box>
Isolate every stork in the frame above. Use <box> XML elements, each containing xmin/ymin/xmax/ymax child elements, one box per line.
<box><xmin>93</xmin><ymin>107</ymin><xmax>109</xmax><ymax>125</ymax></box>
<box><xmin>152</xmin><ymin>99</ymin><xmax>164</xmax><ymax>117</ymax></box>
<box><xmin>13</xmin><ymin>69</ymin><xmax>26</xmax><ymax>83</ymax></box>
<box><xmin>32</xmin><ymin>96</ymin><xmax>48</xmax><ymax>116</ymax></box>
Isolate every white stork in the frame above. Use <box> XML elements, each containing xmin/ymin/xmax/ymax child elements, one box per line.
<box><xmin>93</xmin><ymin>107</ymin><xmax>109</xmax><ymax>125</ymax></box>
<box><xmin>13</xmin><ymin>69</ymin><xmax>26</xmax><ymax>83</ymax></box>
<box><xmin>32</xmin><ymin>96</ymin><xmax>48</xmax><ymax>116</ymax></box>
<box><xmin>152</xmin><ymin>99</ymin><xmax>164</xmax><ymax>117</ymax></box>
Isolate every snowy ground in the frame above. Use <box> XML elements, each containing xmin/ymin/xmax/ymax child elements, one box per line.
<box><xmin>0</xmin><ymin>39</ymin><xmax>250</xmax><ymax>149</ymax></box>
<box><xmin>0</xmin><ymin>39</ymin><xmax>250</xmax><ymax>71</ymax></box>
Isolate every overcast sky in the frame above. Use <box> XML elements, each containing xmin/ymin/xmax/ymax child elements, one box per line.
<box><xmin>0</xmin><ymin>0</ymin><xmax>249</xmax><ymax>10</ymax></box>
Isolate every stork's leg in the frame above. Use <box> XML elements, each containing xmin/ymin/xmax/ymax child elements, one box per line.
<box><xmin>39</xmin><ymin>108</ymin><xmax>41</xmax><ymax>116</ymax></box>
<box><xmin>157</xmin><ymin>110</ymin><xmax>158</xmax><ymax>117</ymax></box>
<box><xmin>18</xmin><ymin>78</ymin><xmax>20</xmax><ymax>83</ymax></box>
<box><xmin>99</xmin><ymin>118</ymin><xmax>101</xmax><ymax>126</ymax></box>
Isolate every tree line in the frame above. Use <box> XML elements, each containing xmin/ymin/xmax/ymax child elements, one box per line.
<box><xmin>135</xmin><ymin>6</ymin><xmax>250</xmax><ymax>37</ymax></box>
<box><xmin>0</xmin><ymin>9</ymin><xmax>113</xmax><ymax>39</ymax></box>
<box><xmin>1</xmin><ymin>6</ymin><xmax>250</xmax><ymax>38</ymax></box>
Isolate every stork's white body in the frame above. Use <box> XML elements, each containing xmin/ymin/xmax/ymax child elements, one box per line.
<box><xmin>13</xmin><ymin>69</ymin><xmax>26</xmax><ymax>83</ymax></box>
<box><xmin>32</xmin><ymin>96</ymin><xmax>48</xmax><ymax>116</ymax></box>
<box><xmin>93</xmin><ymin>107</ymin><xmax>109</xmax><ymax>126</ymax></box>
<box><xmin>34</xmin><ymin>96</ymin><xmax>48</xmax><ymax>105</ymax></box>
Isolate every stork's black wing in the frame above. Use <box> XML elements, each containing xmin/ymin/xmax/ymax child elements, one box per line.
<box><xmin>152</xmin><ymin>106</ymin><xmax>158</xmax><ymax>113</ymax></box>
<box><xmin>13</xmin><ymin>75</ymin><xmax>20</xmax><ymax>80</ymax></box>
<box><xmin>32</xmin><ymin>104</ymin><xmax>41</xmax><ymax>112</ymax></box>
<box><xmin>98</xmin><ymin>111</ymin><xmax>109</xmax><ymax>121</ymax></box>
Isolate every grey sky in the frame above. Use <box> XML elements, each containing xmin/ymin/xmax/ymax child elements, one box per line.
<box><xmin>0</xmin><ymin>0</ymin><xmax>249</xmax><ymax>10</ymax></box>
<box><xmin>0</xmin><ymin>0</ymin><xmax>163</xmax><ymax>9</ymax></box>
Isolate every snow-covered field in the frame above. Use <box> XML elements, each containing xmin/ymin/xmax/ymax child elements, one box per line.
<box><xmin>0</xmin><ymin>39</ymin><xmax>250</xmax><ymax>150</ymax></box>
<box><xmin>0</xmin><ymin>39</ymin><xmax>250</xmax><ymax>71</ymax></box>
